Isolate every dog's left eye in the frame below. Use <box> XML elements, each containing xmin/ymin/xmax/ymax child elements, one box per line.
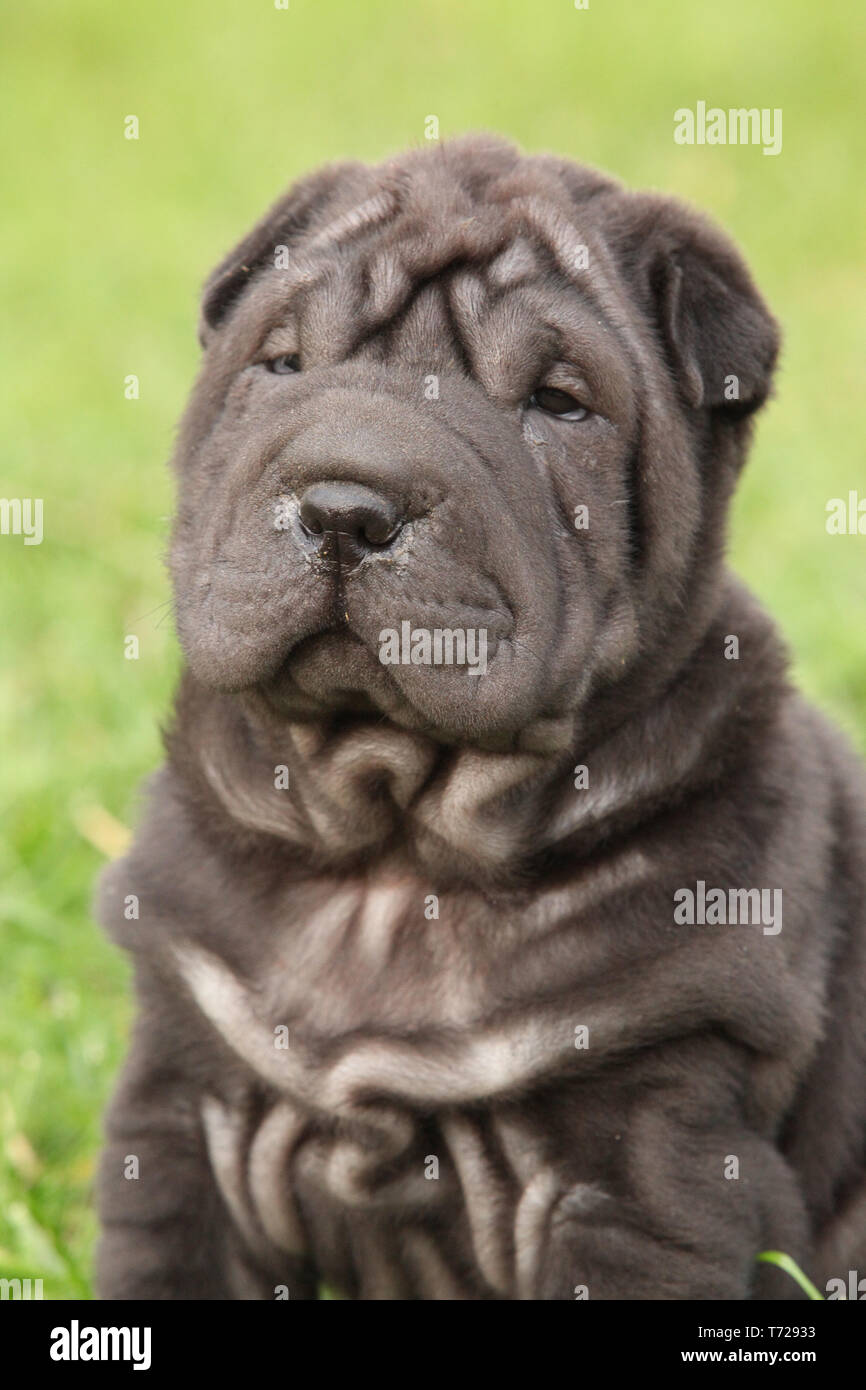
<box><xmin>528</xmin><ymin>387</ymin><xmax>589</xmax><ymax>421</ymax></box>
<box><xmin>265</xmin><ymin>354</ymin><xmax>301</xmax><ymax>375</ymax></box>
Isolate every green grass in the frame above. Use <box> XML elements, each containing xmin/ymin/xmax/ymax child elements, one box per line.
<box><xmin>1</xmin><ymin>0</ymin><xmax>864</xmax><ymax>1298</ymax></box>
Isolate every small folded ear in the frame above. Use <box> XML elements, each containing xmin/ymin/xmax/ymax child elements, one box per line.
<box><xmin>197</xmin><ymin>161</ymin><xmax>363</xmax><ymax>344</ymax></box>
<box><xmin>610</xmin><ymin>195</ymin><xmax>780</xmax><ymax>413</ymax></box>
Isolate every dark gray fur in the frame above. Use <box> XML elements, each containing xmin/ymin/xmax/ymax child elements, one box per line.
<box><xmin>96</xmin><ymin>136</ymin><xmax>866</xmax><ymax>1300</ymax></box>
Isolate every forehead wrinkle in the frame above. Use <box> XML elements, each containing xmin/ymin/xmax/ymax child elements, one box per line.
<box><xmin>503</xmin><ymin>194</ymin><xmax>642</xmax><ymax>349</ymax></box>
<box><xmin>505</xmin><ymin>200</ymin><xmax>664</xmax><ymax>401</ymax></box>
<box><xmin>507</xmin><ymin>196</ymin><xmax>594</xmax><ymax>282</ymax></box>
<box><xmin>248</xmin><ymin>185</ymin><xmax>405</xmax><ymax>341</ymax></box>
<box><xmin>294</xmin><ymin>223</ymin><xmax>470</xmax><ymax>361</ymax></box>
<box><xmin>466</xmin><ymin>291</ymin><xmax>561</xmax><ymax>399</ymax></box>
<box><xmin>386</xmin><ymin>281</ymin><xmax>465</xmax><ymax>372</ymax></box>
<box><xmin>366</xmin><ymin>247</ymin><xmax>412</xmax><ymax>321</ymax></box>
<box><xmin>246</xmin><ymin>256</ymin><xmax>345</xmax><ymax>356</ymax></box>
<box><xmin>299</xmin><ymin>261</ymin><xmax>371</xmax><ymax>364</ymax></box>
<box><xmin>264</xmin><ymin>180</ymin><xmax>653</xmax><ymax>405</ymax></box>
<box><xmin>305</xmin><ymin>186</ymin><xmax>401</xmax><ymax>255</ymax></box>
<box><xmin>444</xmin><ymin>269</ymin><xmax>497</xmax><ymax>384</ymax></box>
<box><xmin>447</xmin><ymin>269</ymin><xmax>489</xmax><ymax>332</ymax></box>
<box><xmin>278</xmin><ymin>197</ymin><xmax>515</xmax><ymax>363</ymax></box>
<box><xmin>541</xmin><ymin>291</ymin><xmax>641</xmax><ymax>428</ymax></box>
<box><xmin>487</xmin><ymin>238</ymin><xmax>541</xmax><ymax>288</ymax></box>
<box><xmin>444</xmin><ymin>273</ymin><xmax>553</xmax><ymax>400</ymax></box>
<box><xmin>490</xmin><ymin>240</ymin><xmax>646</xmax><ymax>422</ymax></box>
<box><xmin>369</xmin><ymin>203</ymin><xmax>508</xmax><ymax>296</ymax></box>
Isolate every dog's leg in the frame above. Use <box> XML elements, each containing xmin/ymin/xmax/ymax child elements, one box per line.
<box><xmin>96</xmin><ymin>1013</ymin><xmax>319</xmax><ymax>1300</ymax></box>
<box><xmin>523</xmin><ymin>1083</ymin><xmax>812</xmax><ymax>1301</ymax></box>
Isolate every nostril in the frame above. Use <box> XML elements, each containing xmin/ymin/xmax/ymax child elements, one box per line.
<box><xmin>361</xmin><ymin>514</ymin><xmax>399</xmax><ymax>547</ymax></box>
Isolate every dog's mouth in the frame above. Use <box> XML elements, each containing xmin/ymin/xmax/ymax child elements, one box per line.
<box><xmin>261</xmin><ymin>630</ymin><xmax>427</xmax><ymax>725</ymax></box>
<box><xmin>257</xmin><ymin>617</ymin><xmax>506</xmax><ymax>740</ymax></box>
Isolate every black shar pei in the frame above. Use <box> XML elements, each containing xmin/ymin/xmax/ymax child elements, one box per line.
<box><xmin>97</xmin><ymin>136</ymin><xmax>866</xmax><ymax>1300</ymax></box>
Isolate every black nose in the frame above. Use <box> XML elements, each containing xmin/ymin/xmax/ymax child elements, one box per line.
<box><xmin>298</xmin><ymin>482</ymin><xmax>402</xmax><ymax>567</ymax></box>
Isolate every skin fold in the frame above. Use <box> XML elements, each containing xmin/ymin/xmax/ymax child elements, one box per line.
<box><xmin>96</xmin><ymin>136</ymin><xmax>866</xmax><ymax>1300</ymax></box>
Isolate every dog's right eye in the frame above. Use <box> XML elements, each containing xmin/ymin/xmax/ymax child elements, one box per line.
<box><xmin>265</xmin><ymin>354</ymin><xmax>301</xmax><ymax>375</ymax></box>
<box><xmin>528</xmin><ymin>387</ymin><xmax>589</xmax><ymax>421</ymax></box>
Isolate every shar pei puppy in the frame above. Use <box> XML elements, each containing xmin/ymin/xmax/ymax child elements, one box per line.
<box><xmin>96</xmin><ymin>135</ymin><xmax>866</xmax><ymax>1301</ymax></box>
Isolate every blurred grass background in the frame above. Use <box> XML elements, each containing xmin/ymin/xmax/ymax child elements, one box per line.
<box><xmin>1</xmin><ymin>0</ymin><xmax>864</xmax><ymax>1298</ymax></box>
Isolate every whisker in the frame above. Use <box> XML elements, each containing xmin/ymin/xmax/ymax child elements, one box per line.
<box><xmin>131</xmin><ymin>597</ymin><xmax>174</xmax><ymax>624</ymax></box>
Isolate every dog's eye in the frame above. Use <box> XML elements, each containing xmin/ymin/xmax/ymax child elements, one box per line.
<box><xmin>529</xmin><ymin>387</ymin><xmax>589</xmax><ymax>421</ymax></box>
<box><xmin>266</xmin><ymin>354</ymin><xmax>301</xmax><ymax>375</ymax></box>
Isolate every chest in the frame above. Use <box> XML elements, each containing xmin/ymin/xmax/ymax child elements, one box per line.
<box><xmin>199</xmin><ymin>1074</ymin><xmax>584</xmax><ymax>1299</ymax></box>
<box><xmin>173</xmin><ymin>864</ymin><xmax>644</xmax><ymax>1296</ymax></box>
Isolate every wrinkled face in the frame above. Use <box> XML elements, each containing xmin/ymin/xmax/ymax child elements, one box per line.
<box><xmin>170</xmin><ymin>142</ymin><xmax>776</xmax><ymax>748</ymax></box>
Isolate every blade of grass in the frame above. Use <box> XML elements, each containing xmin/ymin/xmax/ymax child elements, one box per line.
<box><xmin>756</xmin><ymin>1250</ymin><xmax>825</xmax><ymax>1300</ymax></box>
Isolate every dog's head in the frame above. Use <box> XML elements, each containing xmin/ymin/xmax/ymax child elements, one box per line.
<box><xmin>170</xmin><ymin>135</ymin><xmax>778</xmax><ymax>752</ymax></box>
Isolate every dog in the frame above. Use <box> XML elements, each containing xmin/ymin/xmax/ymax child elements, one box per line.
<box><xmin>96</xmin><ymin>135</ymin><xmax>866</xmax><ymax>1300</ymax></box>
